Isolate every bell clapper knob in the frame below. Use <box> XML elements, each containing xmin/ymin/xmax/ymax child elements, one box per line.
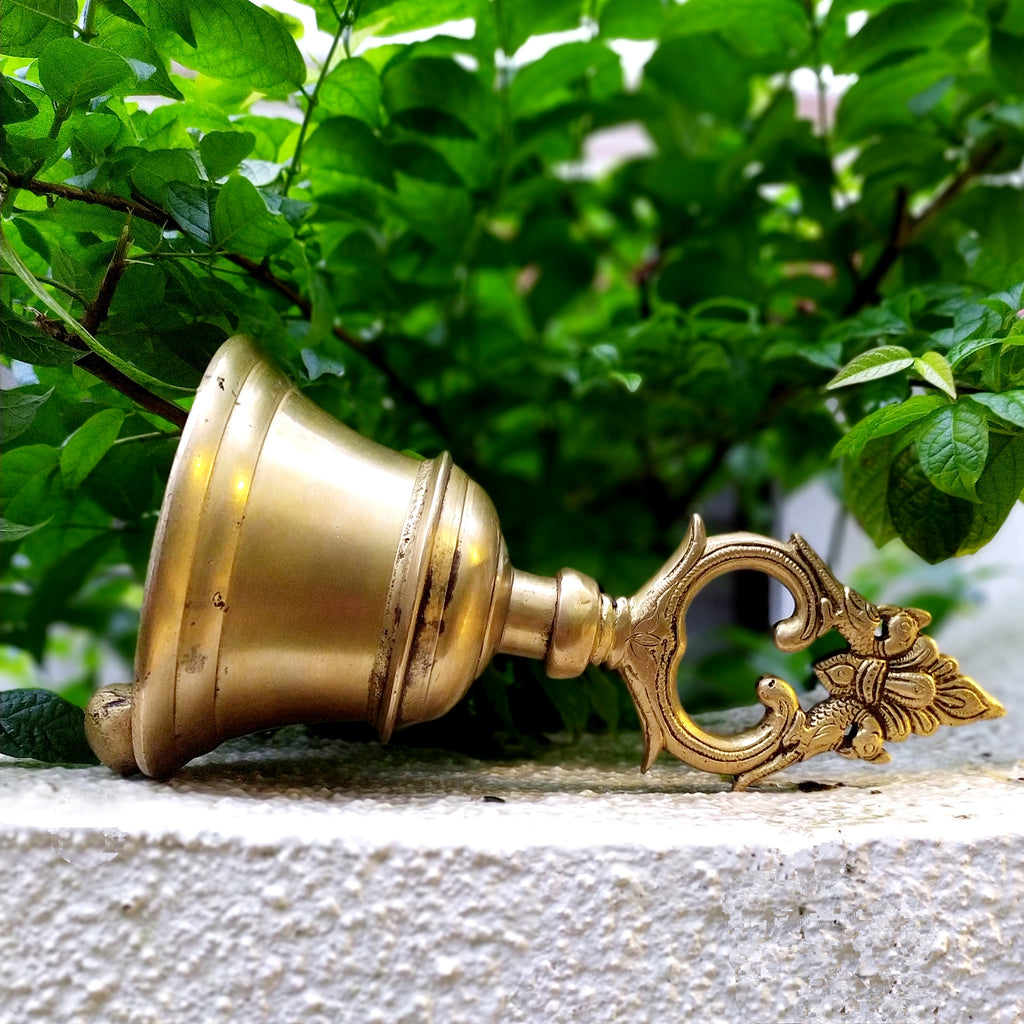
<box><xmin>85</xmin><ymin>684</ymin><xmax>139</xmax><ymax>775</ymax></box>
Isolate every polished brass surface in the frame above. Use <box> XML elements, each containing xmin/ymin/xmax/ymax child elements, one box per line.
<box><xmin>86</xmin><ymin>336</ymin><xmax>1004</xmax><ymax>786</ymax></box>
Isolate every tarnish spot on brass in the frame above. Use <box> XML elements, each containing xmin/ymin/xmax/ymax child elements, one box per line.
<box><xmin>181</xmin><ymin>647</ymin><xmax>207</xmax><ymax>674</ymax></box>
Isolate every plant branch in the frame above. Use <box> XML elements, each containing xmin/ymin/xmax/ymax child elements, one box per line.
<box><xmin>914</xmin><ymin>140</ymin><xmax>1002</xmax><ymax>237</ymax></box>
<box><xmin>846</xmin><ymin>141</ymin><xmax>1002</xmax><ymax>315</ymax></box>
<box><xmin>34</xmin><ymin>315</ymin><xmax>189</xmax><ymax>429</ymax></box>
<box><xmin>82</xmin><ymin>221</ymin><xmax>131</xmax><ymax>333</ymax></box>
<box><xmin>113</xmin><ymin>430</ymin><xmax>179</xmax><ymax>445</ymax></box>
<box><xmin>844</xmin><ymin>186</ymin><xmax>909</xmax><ymax>315</ymax></box>
<box><xmin>2</xmin><ymin>168</ymin><xmax>454</xmax><ymax>444</ymax></box>
<box><xmin>0</xmin><ymin>268</ymin><xmax>86</xmax><ymax>304</ymax></box>
<box><xmin>1</xmin><ymin>202</ymin><xmax>195</xmax><ymax>438</ymax></box>
<box><xmin>283</xmin><ymin>17</ymin><xmax>347</xmax><ymax>194</ymax></box>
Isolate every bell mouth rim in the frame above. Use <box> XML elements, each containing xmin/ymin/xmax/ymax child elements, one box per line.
<box><xmin>132</xmin><ymin>335</ymin><xmax>281</xmax><ymax>778</ymax></box>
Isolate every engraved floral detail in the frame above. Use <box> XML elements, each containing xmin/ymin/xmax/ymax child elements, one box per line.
<box><xmin>813</xmin><ymin>603</ymin><xmax>1003</xmax><ymax>745</ymax></box>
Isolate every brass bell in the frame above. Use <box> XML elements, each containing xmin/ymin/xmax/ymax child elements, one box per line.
<box><xmin>85</xmin><ymin>336</ymin><xmax>1003</xmax><ymax>788</ymax></box>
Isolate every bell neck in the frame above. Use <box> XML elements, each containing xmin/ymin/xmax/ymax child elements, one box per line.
<box><xmin>497</xmin><ymin>568</ymin><xmax>632</xmax><ymax>678</ymax></box>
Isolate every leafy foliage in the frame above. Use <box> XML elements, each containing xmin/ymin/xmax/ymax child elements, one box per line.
<box><xmin>0</xmin><ymin>687</ymin><xmax>99</xmax><ymax>764</ymax></box>
<box><xmin>2</xmin><ymin>0</ymin><xmax>1024</xmax><ymax>746</ymax></box>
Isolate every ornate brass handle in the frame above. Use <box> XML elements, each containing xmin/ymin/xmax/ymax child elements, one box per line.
<box><xmin>602</xmin><ymin>516</ymin><xmax>1003</xmax><ymax>789</ymax></box>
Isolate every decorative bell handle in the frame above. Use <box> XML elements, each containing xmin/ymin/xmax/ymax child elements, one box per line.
<box><xmin>85</xmin><ymin>337</ymin><xmax>1004</xmax><ymax>787</ymax></box>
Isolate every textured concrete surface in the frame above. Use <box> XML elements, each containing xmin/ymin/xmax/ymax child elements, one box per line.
<box><xmin>3</xmin><ymin>500</ymin><xmax>1023</xmax><ymax>1024</ymax></box>
<box><xmin>0</xmin><ymin>687</ymin><xmax>1021</xmax><ymax>1024</ymax></box>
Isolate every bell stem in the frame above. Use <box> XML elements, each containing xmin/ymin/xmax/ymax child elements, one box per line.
<box><xmin>497</xmin><ymin>569</ymin><xmax>630</xmax><ymax>679</ymax></box>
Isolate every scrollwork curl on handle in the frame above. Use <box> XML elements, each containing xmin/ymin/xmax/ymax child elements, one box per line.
<box><xmin>603</xmin><ymin>516</ymin><xmax>1004</xmax><ymax>789</ymax></box>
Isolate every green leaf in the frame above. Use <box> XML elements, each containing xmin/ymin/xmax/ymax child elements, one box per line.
<box><xmin>644</xmin><ymin>34</ymin><xmax>749</xmax><ymax>121</ymax></box>
<box><xmin>128</xmin><ymin>148</ymin><xmax>203</xmax><ymax>202</ymax></box>
<box><xmin>599</xmin><ymin>0</ymin><xmax>666</xmax><ymax>39</ymax></box>
<box><xmin>318</xmin><ymin>58</ymin><xmax>381</xmax><ymax>127</ymax></box>
<box><xmin>132</xmin><ymin>0</ymin><xmax>305</xmax><ymax>91</ymax></box>
<box><xmin>0</xmin><ymin>445</ymin><xmax>60</xmax><ymax>514</ymax></box>
<box><xmin>666</xmin><ymin>0</ymin><xmax>810</xmax><ymax>56</ymax></box>
<box><xmin>305</xmin><ymin>116</ymin><xmax>394</xmax><ymax>188</ymax></box>
<box><xmin>509</xmin><ymin>41</ymin><xmax>621</xmax><ymax>122</ymax></box>
<box><xmin>948</xmin><ymin>302</ymin><xmax>1001</xmax><ymax>345</ymax></box>
<box><xmin>886</xmin><ymin>430</ymin><xmax>1024</xmax><ymax>561</ymax></box>
<box><xmin>836</xmin><ymin>1</ymin><xmax>979</xmax><ymax>75</ymax></box>
<box><xmin>130</xmin><ymin>0</ymin><xmax>195</xmax><ymax>45</ymax></box>
<box><xmin>915</xmin><ymin>402</ymin><xmax>989</xmax><ymax>500</ymax></box>
<box><xmin>990</xmin><ymin>29</ymin><xmax>1024</xmax><ymax>95</ymax></box>
<box><xmin>101</xmin><ymin>0</ymin><xmax>146</xmax><ymax>26</ymax></box>
<box><xmin>970</xmin><ymin>390</ymin><xmax>1024</xmax><ymax>429</ymax></box>
<box><xmin>826</xmin><ymin>346</ymin><xmax>915</xmax><ymax>389</ymax></box>
<box><xmin>95</xmin><ymin>18</ymin><xmax>185</xmax><ymax>101</ymax></box>
<box><xmin>0</xmin><ymin>306</ymin><xmax>81</xmax><ymax>367</ymax></box>
<box><xmin>0</xmin><ymin>689</ymin><xmax>99</xmax><ymax>765</ymax></box>
<box><xmin>382</xmin><ymin>57</ymin><xmax>489</xmax><ymax>137</ymax></box>
<box><xmin>946</xmin><ymin>335</ymin><xmax>1004</xmax><ymax>367</ymax></box>
<box><xmin>301</xmin><ymin>348</ymin><xmax>346</xmax><ymax>381</ymax></box>
<box><xmin>836</xmin><ymin>53</ymin><xmax>958</xmax><ymax>142</ymax></box>
<box><xmin>37</xmin><ymin>38</ymin><xmax>134</xmax><ymax>109</ymax></box>
<box><xmin>212</xmin><ymin>175</ymin><xmax>292</xmax><ymax>259</ymax></box>
<box><xmin>354</xmin><ymin>0</ymin><xmax>480</xmax><ymax>41</ymax></box>
<box><xmin>0</xmin><ymin>0</ymin><xmax>77</xmax><ymax>57</ymax></box>
<box><xmin>199</xmin><ymin>130</ymin><xmax>256</xmax><ymax>179</ymax></box>
<box><xmin>0</xmin><ymin>517</ymin><xmax>51</xmax><ymax>542</ymax></box>
<box><xmin>388</xmin><ymin>141</ymin><xmax>463</xmax><ymax>186</ymax></box>
<box><xmin>82</xmin><ymin>432</ymin><xmax>174</xmax><ymax>519</ymax></box>
<box><xmin>165</xmin><ymin>182</ymin><xmax>214</xmax><ymax>245</ymax></box>
<box><xmin>1</xmin><ymin>76</ymin><xmax>40</xmax><ymax>124</ymax></box>
<box><xmin>392</xmin><ymin>173</ymin><xmax>472</xmax><ymax>252</ymax></box>
<box><xmin>913</xmin><ymin>351</ymin><xmax>956</xmax><ymax>398</ymax></box>
<box><xmin>1</xmin><ymin>452</ymin><xmax>66</xmax><ymax>528</ymax></box>
<box><xmin>71</xmin><ymin>109</ymin><xmax>123</xmax><ymax>156</ymax></box>
<box><xmin>827</xmin><ymin>304</ymin><xmax>910</xmax><ymax>345</ymax></box>
<box><xmin>959</xmin><ymin>433</ymin><xmax>1024</xmax><ymax>553</ymax></box>
<box><xmin>844</xmin><ymin>434</ymin><xmax>900</xmax><ymax>547</ymax></box>
<box><xmin>0</xmin><ymin>387</ymin><xmax>54</xmax><ymax>445</ymax></box>
<box><xmin>996</xmin><ymin>0</ymin><xmax>1024</xmax><ymax>33</ymax></box>
<box><xmin>493</xmin><ymin>0</ymin><xmax>584</xmax><ymax>54</ymax></box>
<box><xmin>832</xmin><ymin>394</ymin><xmax>947</xmax><ymax>459</ymax></box>
<box><xmin>21</xmin><ymin>533</ymin><xmax>118</xmax><ymax>657</ymax></box>
<box><xmin>888</xmin><ymin>445</ymin><xmax>974</xmax><ymax>563</ymax></box>
<box><xmin>60</xmin><ymin>408</ymin><xmax>126</xmax><ymax>489</ymax></box>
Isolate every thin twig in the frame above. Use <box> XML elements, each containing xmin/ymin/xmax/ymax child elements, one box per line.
<box><xmin>846</xmin><ymin>141</ymin><xmax>1002</xmax><ymax>315</ymax></box>
<box><xmin>2</xmin><ymin>169</ymin><xmax>453</xmax><ymax>444</ymax></box>
<box><xmin>33</xmin><ymin>315</ymin><xmax>189</xmax><ymax>428</ymax></box>
<box><xmin>82</xmin><ymin>221</ymin><xmax>131</xmax><ymax>333</ymax></box>
<box><xmin>112</xmin><ymin>430</ymin><xmax>178</xmax><ymax>445</ymax></box>
<box><xmin>844</xmin><ymin>187</ymin><xmax>909</xmax><ymax>315</ymax></box>
<box><xmin>283</xmin><ymin>16</ymin><xmax>347</xmax><ymax>194</ymax></box>
<box><xmin>913</xmin><ymin>140</ymin><xmax>1002</xmax><ymax>237</ymax></box>
<box><xmin>0</xmin><ymin>268</ymin><xmax>86</xmax><ymax>304</ymax></box>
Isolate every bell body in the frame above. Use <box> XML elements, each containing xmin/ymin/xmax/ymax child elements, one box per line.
<box><xmin>108</xmin><ymin>338</ymin><xmax>519</xmax><ymax>777</ymax></box>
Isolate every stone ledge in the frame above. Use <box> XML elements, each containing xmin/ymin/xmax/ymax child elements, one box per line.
<box><xmin>0</xmin><ymin>689</ymin><xmax>1021</xmax><ymax>1024</ymax></box>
